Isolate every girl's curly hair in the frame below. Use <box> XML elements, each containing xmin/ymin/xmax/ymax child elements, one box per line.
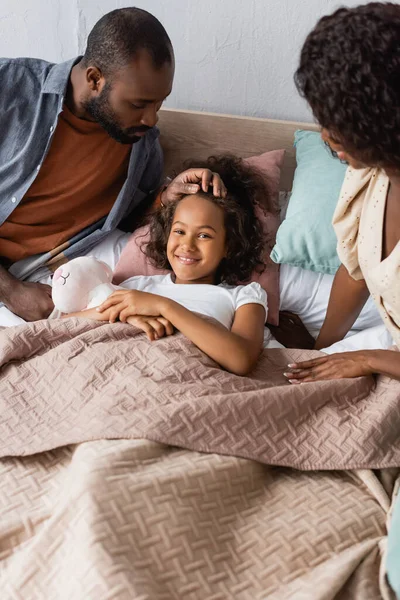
<box><xmin>145</xmin><ymin>154</ymin><xmax>274</xmax><ymax>285</ymax></box>
<box><xmin>295</xmin><ymin>3</ymin><xmax>400</xmax><ymax>169</ymax></box>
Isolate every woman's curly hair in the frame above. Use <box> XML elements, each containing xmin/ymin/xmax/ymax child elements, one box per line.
<box><xmin>295</xmin><ymin>3</ymin><xmax>400</xmax><ymax>169</ymax></box>
<box><xmin>145</xmin><ymin>154</ymin><xmax>274</xmax><ymax>285</ymax></box>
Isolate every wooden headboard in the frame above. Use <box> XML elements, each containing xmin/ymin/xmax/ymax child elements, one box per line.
<box><xmin>158</xmin><ymin>108</ymin><xmax>319</xmax><ymax>191</ymax></box>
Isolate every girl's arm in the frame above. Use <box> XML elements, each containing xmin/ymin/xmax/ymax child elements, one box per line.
<box><xmin>314</xmin><ymin>264</ymin><xmax>370</xmax><ymax>349</ymax></box>
<box><xmin>159</xmin><ymin>299</ymin><xmax>265</xmax><ymax>376</ymax></box>
<box><xmin>62</xmin><ymin>307</ymin><xmax>111</xmax><ymax>320</ymax></box>
<box><xmin>98</xmin><ymin>290</ymin><xmax>266</xmax><ymax>376</ymax></box>
<box><xmin>62</xmin><ymin>305</ymin><xmax>174</xmax><ymax>341</ymax></box>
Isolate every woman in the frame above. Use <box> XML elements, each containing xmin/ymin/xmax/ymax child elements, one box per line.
<box><xmin>285</xmin><ymin>3</ymin><xmax>400</xmax><ymax>382</ymax></box>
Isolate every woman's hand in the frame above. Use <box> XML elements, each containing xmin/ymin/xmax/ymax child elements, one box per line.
<box><xmin>284</xmin><ymin>351</ymin><xmax>373</xmax><ymax>383</ymax></box>
<box><xmin>161</xmin><ymin>168</ymin><xmax>227</xmax><ymax>204</ymax></box>
<box><xmin>267</xmin><ymin>311</ymin><xmax>315</xmax><ymax>349</ymax></box>
<box><xmin>96</xmin><ymin>290</ymin><xmax>165</xmax><ymax>322</ymax></box>
<box><xmin>126</xmin><ymin>315</ymin><xmax>174</xmax><ymax>341</ymax></box>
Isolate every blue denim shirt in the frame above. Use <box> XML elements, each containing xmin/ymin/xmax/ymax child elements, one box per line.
<box><xmin>0</xmin><ymin>56</ymin><xmax>163</xmax><ymax>281</ymax></box>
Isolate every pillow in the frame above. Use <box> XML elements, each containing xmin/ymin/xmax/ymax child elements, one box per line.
<box><xmin>271</xmin><ymin>130</ymin><xmax>348</xmax><ymax>274</ymax></box>
<box><xmin>244</xmin><ymin>149</ymin><xmax>285</xmax><ymax>210</ymax></box>
<box><xmin>112</xmin><ymin>150</ymin><xmax>285</xmax><ymax>325</ymax></box>
<box><xmin>279</xmin><ymin>263</ymin><xmax>384</xmax><ymax>335</ymax></box>
<box><xmin>278</xmin><ymin>191</ymin><xmax>291</xmax><ymax>222</ymax></box>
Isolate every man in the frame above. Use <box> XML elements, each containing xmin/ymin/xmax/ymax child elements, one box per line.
<box><xmin>0</xmin><ymin>7</ymin><xmax>225</xmax><ymax>322</ymax></box>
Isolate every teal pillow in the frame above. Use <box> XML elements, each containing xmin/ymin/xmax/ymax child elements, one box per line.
<box><xmin>271</xmin><ymin>130</ymin><xmax>348</xmax><ymax>274</ymax></box>
<box><xmin>387</xmin><ymin>490</ymin><xmax>400</xmax><ymax>597</ymax></box>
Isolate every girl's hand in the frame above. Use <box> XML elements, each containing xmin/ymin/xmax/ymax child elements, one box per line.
<box><xmin>126</xmin><ymin>315</ymin><xmax>174</xmax><ymax>341</ymax></box>
<box><xmin>63</xmin><ymin>307</ymin><xmax>114</xmax><ymax>321</ymax></box>
<box><xmin>284</xmin><ymin>351</ymin><xmax>373</xmax><ymax>383</ymax></box>
<box><xmin>96</xmin><ymin>290</ymin><xmax>164</xmax><ymax>322</ymax></box>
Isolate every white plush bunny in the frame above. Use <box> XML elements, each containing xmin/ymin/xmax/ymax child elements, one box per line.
<box><xmin>52</xmin><ymin>256</ymin><xmax>119</xmax><ymax>314</ymax></box>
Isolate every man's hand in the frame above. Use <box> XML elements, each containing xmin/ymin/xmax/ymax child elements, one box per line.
<box><xmin>283</xmin><ymin>351</ymin><xmax>373</xmax><ymax>383</ymax></box>
<box><xmin>161</xmin><ymin>168</ymin><xmax>227</xmax><ymax>204</ymax></box>
<box><xmin>266</xmin><ymin>311</ymin><xmax>315</xmax><ymax>349</ymax></box>
<box><xmin>3</xmin><ymin>281</ymin><xmax>54</xmax><ymax>321</ymax></box>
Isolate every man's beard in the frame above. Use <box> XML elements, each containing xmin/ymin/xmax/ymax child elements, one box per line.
<box><xmin>82</xmin><ymin>83</ymin><xmax>150</xmax><ymax>144</ymax></box>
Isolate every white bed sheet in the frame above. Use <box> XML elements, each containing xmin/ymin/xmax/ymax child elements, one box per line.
<box><xmin>0</xmin><ymin>231</ymin><xmax>394</xmax><ymax>356</ymax></box>
<box><xmin>267</xmin><ymin>263</ymin><xmax>394</xmax><ymax>353</ymax></box>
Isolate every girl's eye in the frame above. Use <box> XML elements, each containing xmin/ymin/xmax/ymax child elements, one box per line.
<box><xmin>173</xmin><ymin>229</ymin><xmax>184</xmax><ymax>235</ymax></box>
<box><xmin>198</xmin><ymin>233</ymin><xmax>211</xmax><ymax>239</ymax></box>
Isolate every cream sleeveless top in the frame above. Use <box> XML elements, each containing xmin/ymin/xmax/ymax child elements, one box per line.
<box><xmin>332</xmin><ymin>167</ymin><xmax>400</xmax><ymax>347</ymax></box>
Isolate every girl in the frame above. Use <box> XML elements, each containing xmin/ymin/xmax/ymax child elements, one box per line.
<box><xmin>283</xmin><ymin>3</ymin><xmax>400</xmax><ymax>383</ymax></box>
<box><xmin>68</xmin><ymin>156</ymin><xmax>272</xmax><ymax>376</ymax></box>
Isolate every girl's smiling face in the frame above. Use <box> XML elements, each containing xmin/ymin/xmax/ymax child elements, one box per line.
<box><xmin>167</xmin><ymin>195</ymin><xmax>226</xmax><ymax>285</ymax></box>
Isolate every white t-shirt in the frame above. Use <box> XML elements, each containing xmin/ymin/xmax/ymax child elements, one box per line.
<box><xmin>121</xmin><ymin>274</ymin><xmax>267</xmax><ymax>330</ymax></box>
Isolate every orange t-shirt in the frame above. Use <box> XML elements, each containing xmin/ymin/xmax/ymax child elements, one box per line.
<box><xmin>0</xmin><ymin>104</ymin><xmax>131</xmax><ymax>263</ymax></box>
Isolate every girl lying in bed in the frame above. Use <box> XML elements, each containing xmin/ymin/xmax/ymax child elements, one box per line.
<box><xmin>66</xmin><ymin>155</ymin><xmax>272</xmax><ymax>376</ymax></box>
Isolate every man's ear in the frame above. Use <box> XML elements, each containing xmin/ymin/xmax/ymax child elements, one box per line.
<box><xmin>85</xmin><ymin>66</ymin><xmax>103</xmax><ymax>92</ymax></box>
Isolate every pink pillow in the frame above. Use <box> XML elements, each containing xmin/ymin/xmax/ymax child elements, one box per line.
<box><xmin>113</xmin><ymin>150</ymin><xmax>285</xmax><ymax>325</ymax></box>
<box><xmin>113</xmin><ymin>226</ymin><xmax>167</xmax><ymax>283</ymax></box>
<box><xmin>245</xmin><ymin>149</ymin><xmax>285</xmax><ymax>209</ymax></box>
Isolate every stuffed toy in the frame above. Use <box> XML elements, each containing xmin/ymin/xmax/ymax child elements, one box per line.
<box><xmin>52</xmin><ymin>256</ymin><xmax>119</xmax><ymax>314</ymax></box>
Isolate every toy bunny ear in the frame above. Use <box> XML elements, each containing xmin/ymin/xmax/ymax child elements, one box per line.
<box><xmin>97</xmin><ymin>260</ymin><xmax>113</xmax><ymax>281</ymax></box>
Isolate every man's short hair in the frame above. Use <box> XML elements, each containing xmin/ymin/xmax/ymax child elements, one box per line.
<box><xmin>82</xmin><ymin>7</ymin><xmax>173</xmax><ymax>76</ymax></box>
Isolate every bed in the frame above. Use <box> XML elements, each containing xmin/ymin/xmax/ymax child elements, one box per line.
<box><xmin>0</xmin><ymin>109</ymin><xmax>399</xmax><ymax>600</ymax></box>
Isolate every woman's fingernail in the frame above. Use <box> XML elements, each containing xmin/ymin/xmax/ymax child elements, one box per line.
<box><xmin>289</xmin><ymin>379</ymin><xmax>300</xmax><ymax>385</ymax></box>
<box><xmin>283</xmin><ymin>372</ymin><xmax>292</xmax><ymax>378</ymax></box>
<box><xmin>288</xmin><ymin>364</ymin><xmax>296</xmax><ymax>368</ymax></box>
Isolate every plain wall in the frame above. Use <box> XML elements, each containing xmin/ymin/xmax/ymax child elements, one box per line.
<box><xmin>0</xmin><ymin>0</ymin><xmax>78</xmax><ymax>62</ymax></box>
<box><xmin>0</xmin><ymin>0</ymin><xmax>386</xmax><ymax>122</ymax></box>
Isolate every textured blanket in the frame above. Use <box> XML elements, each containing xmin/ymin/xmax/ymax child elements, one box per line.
<box><xmin>0</xmin><ymin>319</ymin><xmax>399</xmax><ymax>469</ymax></box>
<box><xmin>1</xmin><ymin>319</ymin><xmax>400</xmax><ymax>599</ymax></box>
<box><xmin>1</xmin><ymin>439</ymin><xmax>397</xmax><ymax>600</ymax></box>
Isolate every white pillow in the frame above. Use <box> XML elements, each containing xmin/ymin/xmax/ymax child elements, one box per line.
<box><xmin>321</xmin><ymin>324</ymin><xmax>394</xmax><ymax>354</ymax></box>
<box><xmin>279</xmin><ymin>263</ymin><xmax>383</xmax><ymax>336</ymax></box>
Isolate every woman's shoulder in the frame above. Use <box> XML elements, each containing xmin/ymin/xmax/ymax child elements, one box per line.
<box><xmin>333</xmin><ymin>166</ymin><xmax>389</xmax><ymax>280</ymax></box>
<box><xmin>335</xmin><ymin>166</ymin><xmax>383</xmax><ymax>211</ymax></box>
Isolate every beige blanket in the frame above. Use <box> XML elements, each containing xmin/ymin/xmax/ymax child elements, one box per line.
<box><xmin>0</xmin><ymin>440</ymin><xmax>397</xmax><ymax>599</ymax></box>
<box><xmin>0</xmin><ymin>319</ymin><xmax>399</xmax><ymax>468</ymax></box>
<box><xmin>1</xmin><ymin>319</ymin><xmax>400</xmax><ymax>599</ymax></box>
